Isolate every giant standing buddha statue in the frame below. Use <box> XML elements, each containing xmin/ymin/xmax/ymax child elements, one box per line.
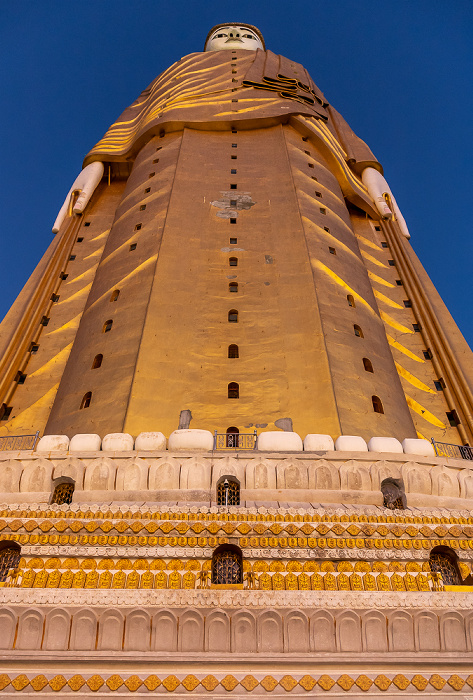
<box><xmin>0</xmin><ymin>23</ymin><xmax>473</xmax><ymax>698</ymax></box>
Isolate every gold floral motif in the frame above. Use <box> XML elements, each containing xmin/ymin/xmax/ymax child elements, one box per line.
<box><xmin>270</xmin><ymin>560</ymin><xmax>285</xmax><ymax>572</ymax></box>
<box><xmin>259</xmin><ymin>573</ymin><xmax>271</xmax><ymax>590</ymax></box>
<box><xmin>11</xmin><ymin>675</ymin><xmax>29</xmax><ymax>691</ymax></box>
<box><xmin>285</xmin><ymin>573</ymin><xmax>298</xmax><ymax>590</ymax></box>
<box><xmin>337</xmin><ymin>675</ymin><xmax>355</xmax><ymax>690</ymax></box>
<box><xmin>68</xmin><ymin>675</ymin><xmax>86</xmax><ymax>691</ymax></box>
<box><xmin>374</xmin><ymin>675</ymin><xmax>391</xmax><ymax>691</ymax></box>
<box><xmin>221</xmin><ymin>675</ymin><xmax>239</xmax><ymax>691</ymax></box>
<box><xmin>321</xmin><ymin>561</ymin><xmax>335</xmax><ymax>572</ymax></box>
<box><xmin>162</xmin><ymin>675</ymin><xmax>181</xmax><ymax>692</ymax></box>
<box><xmin>240</xmin><ymin>675</ymin><xmax>259</xmax><ymax>691</ymax></box>
<box><xmin>21</xmin><ymin>569</ymin><xmax>35</xmax><ymax>587</ymax></box>
<box><xmin>272</xmin><ymin>573</ymin><xmax>285</xmax><ymax>590</ymax></box>
<box><xmin>466</xmin><ymin>675</ymin><xmax>473</xmax><ymax>689</ymax></box>
<box><xmin>392</xmin><ymin>674</ymin><xmax>410</xmax><ymax>690</ymax></box>
<box><xmin>124</xmin><ymin>675</ymin><xmax>143</xmax><ymax>691</ymax></box>
<box><xmin>317</xmin><ymin>675</ymin><xmax>335</xmax><ymax>691</ymax></box>
<box><xmin>0</xmin><ymin>674</ymin><xmax>11</xmax><ymax>691</ymax></box>
<box><xmin>311</xmin><ymin>573</ymin><xmax>324</xmax><ymax>590</ymax></box>
<box><xmin>337</xmin><ymin>573</ymin><xmax>350</xmax><ymax>590</ymax></box>
<box><xmin>87</xmin><ymin>674</ymin><xmax>105</xmax><ymax>691</ymax></box>
<box><xmin>47</xmin><ymin>674</ymin><xmax>67</xmax><ymax>691</ymax></box>
<box><xmin>106</xmin><ymin>675</ymin><xmax>124</xmax><ymax>691</ymax></box>
<box><xmin>429</xmin><ymin>674</ymin><xmax>446</xmax><ymax>690</ymax></box>
<box><xmin>355</xmin><ymin>675</ymin><xmax>372</xmax><ymax>691</ymax></box>
<box><xmin>376</xmin><ymin>573</ymin><xmax>391</xmax><ymax>591</ymax></box>
<box><xmin>279</xmin><ymin>675</ymin><xmax>298</xmax><ymax>691</ymax></box>
<box><xmin>143</xmin><ymin>675</ymin><xmax>161</xmax><ymax>691</ymax></box>
<box><xmin>447</xmin><ymin>675</ymin><xmax>465</xmax><ymax>690</ymax></box>
<box><xmin>200</xmin><ymin>675</ymin><xmax>219</xmax><ymax>691</ymax></box>
<box><xmin>404</xmin><ymin>573</ymin><xmax>418</xmax><ymax>591</ymax></box>
<box><xmin>411</xmin><ymin>675</ymin><xmax>428</xmax><ymax>690</ymax></box>
<box><xmin>324</xmin><ymin>573</ymin><xmax>337</xmax><ymax>590</ymax></box>
<box><xmin>298</xmin><ymin>675</ymin><xmax>316</xmax><ymax>691</ymax></box>
<box><xmin>260</xmin><ymin>676</ymin><xmax>278</xmax><ymax>692</ymax></box>
<box><xmin>298</xmin><ymin>572</ymin><xmax>310</xmax><ymax>590</ymax></box>
<box><xmin>181</xmin><ymin>675</ymin><xmax>200</xmax><ymax>691</ymax></box>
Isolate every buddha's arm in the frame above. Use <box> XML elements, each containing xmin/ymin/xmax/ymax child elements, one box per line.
<box><xmin>361</xmin><ymin>167</ymin><xmax>410</xmax><ymax>239</ymax></box>
<box><xmin>52</xmin><ymin>161</ymin><xmax>104</xmax><ymax>233</ymax></box>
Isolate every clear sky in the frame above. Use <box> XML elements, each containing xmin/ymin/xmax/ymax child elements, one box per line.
<box><xmin>1</xmin><ymin>0</ymin><xmax>472</xmax><ymax>346</ymax></box>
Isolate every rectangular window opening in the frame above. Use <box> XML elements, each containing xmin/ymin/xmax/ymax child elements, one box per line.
<box><xmin>129</xmin><ymin>243</ymin><xmax>137</xmax><ymax>251</ymax></box>
<box><xmin>60</xmin><ymin>273</ymin><xmax>68</xmax><ymax>280</ymax></box>
<box><xmin>311</xmin><ymin>176</ymin><xmax>318</xmax><ymax>181</ymax></box>
<box><xmin>0</xmin><ymin>405</ymin><xmax>12</xmax><ymax>421</ymax></box>
<box><xmin>144</xmin><ymin>187</ymin><xmax>150</xmax><ymax>193</ymax></box>
<box><xmin>320</xmin><ymin>208</ymin><xmax>326</xmax><ymax>215</ymax></box>
<box><xmin>230</xmin><ymin>184</ymin><xmax>237</xmax><ymax>189</ymax></box>
<box><xmin>230</xmin><ymin>218</ymin><xmax>237</xmax><ymax>224</ymax></box>
<box><xmin>40</xmin><ymin>316</ymin><xmax>50</xmax><ymax>326</ymax></box>
<box><xmin>30</xmin><ymin>343</ymin><xmax>39</xmax><ymax>353</ymax></box>
<box><xmin>329</xmin><ymin>247</ymin><xmax>336</xmax><ymax>255</ymax></box>
<box><xmin>135</xmin><ymin>224</ymin><xmax>142</xmax><ymax>231</ymax></box>
<box><xmin>51</xmin><ymin>294</ymin><xmax>60</xmax><ymax>303</ymax></box>
<box><xmin>381</xmin><ymin>242</ymin><xmax>389</xmax><ymax>248</ymax></box>
<box><xmin>434</xmin><ymin>380</ymin><xmax>445</xmax><ymax>391</ymax></box>
<box><xmin>16</xmin><ymin>372</ymin><xmax>26</xmax><ymax>385</ymax></box>
<box><xmin>388</xmin><ymin>259</ymin><xmax>395</xmax><ymax>266</ymax></box>
<box><xmin>231</xmin><ymin>168</ymin><xmax>237</xmax><ymax>174</ymax></box>
<box><xmin>396</xmin><ymin>279</ymin><xmax>403</xmax><ymax>286</ymax></box>
<box><xmin>140</xmin><ymin>205</ymin><xmax>146</xmax><ymax>211</ymax></box>
<box><xmin>308</xmin><ymin>163</ymin><xmax>314</xmax><ymax>168</ymax></box>
<box><xmin>230</xmin><ymin>238</ymin><xmax>237</xmax><ymax>244</ymax></box>
<box><xmin>315</xmin><ymin>191</ymin><xmax>322</xmax><ymax>197</ymax></box>
<box><xmin>69</xmin><ymin>255</ymin><xmax>76</xmax><ymax>261</ymax></box>
<box><xmin>231</xmin><ymin>155</ymin><xmax>237</xmax><ymax>160</ymax></box>
<box><xmin>152</xmin><ymin>158</ymin><xmax>159</xmax><ymax>164</ymax></box>
<box><xmin>403</xmin><ymin>300</ymin><xmax>412</xmax><ymax>308</ymax></box>
<box><xmin>84</xmin><ymin>222</ymin><xmax>91</xmax><ymax>227</ymax></box>
<box><xmin>413</xmin><ymin>323</ymin><xmax>421</xmax><ymax>332</ymax></box>
<box><xmin>446</xmin><ymin>410</ymin><xmax>460</xmax><ymax>427</ymax></box>
<box><xmin>324</xmin><ymin>227</ymin><xmax>330</xmax><ymax>232</ymax></box>
<box><xmin>374</xmin><ymin>226</ymin><xmax>381</xmax><ymax>231</ymax></box>
<box><xmin>77</xmin><ymin>237</ymin><xmax>84</xmax><ymax>243</ymax></box>
<box><xmin>423</xmin><ymin>349</ymin><xmax>433</xmax><ymax>360</ymax></box>
<box><xmin>149</xmin><ymin>172</ymin><xmax>155</xmax><ymax>178</ymax></box>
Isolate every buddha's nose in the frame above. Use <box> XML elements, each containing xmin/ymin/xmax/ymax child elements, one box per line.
<box><xmin>228</xmin><ymin>30</ymin><xmax>240</xmax><ymax>38</ymax></box>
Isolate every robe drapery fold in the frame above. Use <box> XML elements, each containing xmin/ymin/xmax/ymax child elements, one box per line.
<box><xmin>83</xmin><ymin>49</ymin><xmax>380</xmax><ymax>176</ymax></box>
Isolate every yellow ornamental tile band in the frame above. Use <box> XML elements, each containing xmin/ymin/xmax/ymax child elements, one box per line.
<box><xmin>279</xmin><ymin>675</ymin><xmax>298</xmax><ymax>691</ymax></box>
<box><xmin>162</xmin><ymin>675</ymin><xmax>180</xmax><ymax>692</ymax></box>
<box><xmin>11</xmin><ymin>675</ymin><xmax>29</xmax><ymax>691</ymax></box>
<box><xmin>429</xmin><ymin>675</ymin><xmax>446</xmax><ymax>690</ymax></box>
<box><xmin>240</xmin><ymin>676</ymin><xmax>259</xmax><ymax>691</ymax></box>
<box><xmin>87</xmin><ymin>675</ymin><xmax>105</xmax><ymax>691</ymax></box>
<box><xmin>181</xmin><ymin>675</ymin><xmax>200</xmax><ymax>691</ymax></box>
<box><xmin>299</xmin><ymin>675</ymin><xmax>317</xmax><ymax>691</ymax></box>
<box><xmin>29</xmin><ymin>675</ymin><xmax>49</xmax><ymax>691</ymax></box>
<box><xmin>0</xmin><ymin>675</ymin><xmax>10</xmax><ymax>691</ymax></box>
<box><xmin>221</xmin><ymin>676</ymin><xmax>239</xmax><ymax>691</ymax></box>
<box><xmin>68</xmin><ymin>675</ymin><xmax>86</xmax><ymax>691</ymax></box>
<box><xmin>448</xmin><ymin>675</ymin><xmax>465</xmax><ymax>691</ymax></box>
<box><xmin>124</xmin><ymin>675</ymin><xmax>143</xmax><ymax>692</ymax></box>
<box><xmin>318</xmin><ymin>675</ymin><xmax>336</xmax><ymax>691</ymax></box>
<box><xmin>356</xmin><ymin>675</ymin><xmax>373</xmax><ymax>691</ymax></box>
<box><xmin>337</xmin><ymin>675</ymin><xmax>355</xmax><ymax>691</ymax></box>
<box><xmin>411</xmin><ymin>675</ymin><xmax>429</xmax><ymax>691</ymax></box>
<box><xmin>143</xmin><ymin>675</ymin><xmax>161</xmax><ymax>691</ymax></box>
<box><xmin>201</xmin><ymin>676</ymin><xmax>219</xmax><ymax>691</ymax></box>
<box><xmin>374</xmin><ymin>675</ymin><xmax>391</xmax><ymax>691</ymax></box>
<box><xmin>260</xmin><ymin>676</ymin><xmax>278</xmax><ymax>692</ymax></box>
<box><xmin>106</xmin><ymin>675</ymin><xmax>124</xmax><ymax>691</ymax></box>
<box><xmin>392</xmin><ymin>675</ymin><xmax>410</xmax><ymax>690</ymax></box>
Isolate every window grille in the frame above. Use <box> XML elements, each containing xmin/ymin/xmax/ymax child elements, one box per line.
<box><xmin>51</xmin><ymin>482</ymin><xmax>75</xmax><ymax>506</ymax></box>
<box><xmin>0</xmin><ymin>547</ymin><xmax>20</xmax><ymax>582</ymax></box>
<box><xmin>217</xmin><ymin>478</ymin><xmax>240</xmax><ymax>505</ymax></box>
<box><xmin>429</xmin><ymin>550</ymin><xmax>460</xmax><ymax>585</ymax></box>
<box><xmin>212</xmin><ymin>549</ymin><xmax>242</xmax><ymax>584</ymax></box>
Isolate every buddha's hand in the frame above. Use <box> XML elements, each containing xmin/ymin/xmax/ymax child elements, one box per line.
<box><xmin>361</xmin><ymin>167</ymin><xmax>410</xmax><ymax>239</ymax></box>
<box><xmin>52</xmin><ymin>161</ymin><xmax>105</xmax><ymax>233</ymax></box>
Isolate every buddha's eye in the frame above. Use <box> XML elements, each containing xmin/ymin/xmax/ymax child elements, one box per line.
<box><xmin>216</xmin><ymin>33</ymin><xmax>227</xmax><ymax>38</ymax></box>
<box><xmin>243</xmin><ymin>34</ymin><xmax>255</xmax><ymax>39</ymax></box>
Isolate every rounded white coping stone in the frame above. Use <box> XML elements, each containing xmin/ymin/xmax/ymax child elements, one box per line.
<box><xmin>402</xmin><ymin>438</ymin><xmax>435</xmax><ymax>457</ymax></box>
<box><xmin>102</xmin><ymin>433</ymin><xmax>134</xmax><ymax>451</ymax></box>
<box><xmin>257</xmin><ymin>431</ymin><xmax>303</xmax><ymax>452</ymax></box>
<box><xmin>168</xmin><ymin>429</ymin><xmax>214</xmax><ymax>451</ymax></box>
<box><xmin>303</xmin><ymin>434</ymin><xmax>334</xmax><ymax>451</ymax></box>
<box><xmin>69</xmin><ymin>433</ymin><xmax>102</xmax><ymax>452</ymax></box>
<box><xmin>135</xmin><ymin>432</ymin><xmax>167</xmax><ymax>451</ymax></box>
<box><xmin>36</xmin><ymin>435</ymin><xmax>70</xmax><ymax>453</ymax></box>
<box><xmin>367</xmin><ymin>436</ymin><xmax>403</xmax><ymax>453</ymax></box>
<box><xmin>335</xmin><ymin>435</ymin><xmax>368</xmax><ymax>452</ymax></box>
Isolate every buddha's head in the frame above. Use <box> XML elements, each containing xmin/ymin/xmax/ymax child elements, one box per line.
<box><xmin>204</xmin><ymin>24</ymin><xmax>265</xmax><ymax>52</ymax></box>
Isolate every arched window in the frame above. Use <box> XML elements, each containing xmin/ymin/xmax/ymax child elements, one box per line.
<box><xmin>429</xmin><ymin>546</ymin><xmax>461</xmax><ymax>585</ymax></box>
<box><xmin>354</xmin><ymin>324</ymin><xmax>363</xmax><ymax>338</ymax></box>
<box><xmin>228</xmin><ymin>344</ymin><xmax>239</xmax><ymax>358</ymax></box>
<box><xmin>103</xmin><ymin>319</ymin><xmax>113</xmax><ymax>333</ymax></box>
<box><xmin>363</xmin><ymin>358</ymin><xmax>373</xmax><ymax>373</ymax></box>
<box><xmin>228</xmin><ymin>309</ymin><xmax>238</xmax><ymax>323</ymax></box>
<box><xmin>229</xmin><ymin>257</ymin><xmax>238</xmax><ymax>267</ymax></box>
<box><xmin>381</xmin><ymin>478</ymin><xmax>405</xmax><ymax>510</ymax></box>
<box><xmin>0</xmin><ymin>542</ymin><xmax>21</xmax><ymax>583</ymax></box>
<box><xmin>228</xmin><ymin>382</ymin><xmax>239</xmax><ymax>399</ymax></box>
<box><xmin>217</xmin><ymin>475</ymin><xmax>240</xmax><ymax>504</ymax></box>
<box><xmin>347</xmin><ymin>294</ymin><xmax>355</xmax><ymax>308</ymax></box>
<box><xmin>80</xmin><ymin>391</ymin><xmax>92</xmax><ymax>409</ymax></box>
<box><xmin>229</xmin><ymin>282</ymin><xmax>238</xmax><ymax>293</ymax></box>
<box><xmin>211</xmin><ymin>545</ymin><xmax>243</xmax><ymax>584</ymax></box>
<box><xmin>51</xmin><ymin>481</ymin><xmax>75</xmax><ymax>505</ymax></box>
<box><xmin>92</xmin><ymin>354</ymin><xmax>103</xmax><ymax>369</ymax></box>
<box><xmin>372</xmin><ymin>395</ymin><xmax>384</xmax><ymax>413</ymax></box>
<box><xmin>225</xmin><ymin>427</ymin><xmax>240</xmax><ymax>449</ymax></box>
<box><xmin>110</xmin><ymin>289</ymin><xmax>120</xmax><ymax>302</ymax></box>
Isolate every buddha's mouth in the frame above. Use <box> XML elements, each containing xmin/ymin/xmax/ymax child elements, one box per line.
<box><xmin>225</xmin><ymin>38</ymin><xmax>243</xmax><ymax>43</ymax></box>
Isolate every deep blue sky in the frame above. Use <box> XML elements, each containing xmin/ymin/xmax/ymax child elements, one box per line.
<box><xmin>1</xmin><ymin>1</ymin><xmax>472</xmax><ymax>346</ymax></box>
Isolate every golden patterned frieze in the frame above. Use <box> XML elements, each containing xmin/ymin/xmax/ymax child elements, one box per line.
<box><xmin>0</xmin><ymin>671</ymin><xmax>472</xmax><ymax>693</ymax></box>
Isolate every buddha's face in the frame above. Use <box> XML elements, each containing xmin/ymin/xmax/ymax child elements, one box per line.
<box><xmin>205</xmin><ymin>25</ymin><xmax>263</xmax><ymax>52</ymax></box>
